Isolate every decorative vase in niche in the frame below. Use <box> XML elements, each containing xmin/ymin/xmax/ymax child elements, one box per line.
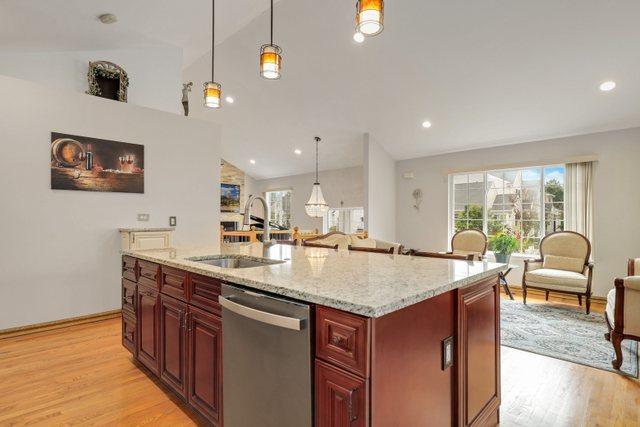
<box><xmin>494</xmin><ymin>252</ymin><xmax>511</xmax><ymax>264</ymax></box>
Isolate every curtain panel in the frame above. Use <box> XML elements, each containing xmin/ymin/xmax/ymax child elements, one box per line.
<box><xmin>564</xmin><ymin>161</ymin><xmax>594</xmax><ymax>247</ymax></box>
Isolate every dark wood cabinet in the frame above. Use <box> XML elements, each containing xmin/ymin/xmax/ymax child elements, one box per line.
<box><xmin>138</xmin><ymin>260</ymin><xmax>160</xmax><ymax>290</ymax></box>
<box><xmin>187</xmin><ymin>306</ymin><xmax>223</xmax><ymax>425</ymax></box>
<box><xmin>315</xmin><ymin>360</ymin><xmax>368</xmax><ymax>427</ymax></box>
<box><xmin>160</xmin><ymin>294</ymin><xmax>188</xmax><ymax>399</ymax></box>
<box><xmin>137</xmin><ymin>285</ymin><xmax>160</xmax><ymax>375</ymax></box>
<box><xmin>122</xmin><ymin>256</ymin><xmax>138</xmax><ymax>282</ymax></box>
<box><xmin>122</xmin><ymin>311</ymin><xmax>137</xmax><ymax>356</ymax></box>
<box><xmin>124</xmin><ymin>256</ymin><xmax>222</xmax><ymax>426</ymax></box>
<box><xmin>160</xmin><ymin>266</ymin><xmax>188</xmax><ymax>301</ymax></box>
<box><xmin>457</xmin><ymin>277</ymin><xmax>501</xmax><ymax>427</ymax></box>
<box><xmin>316</xmin><ymin>306</ymin><xmax>370</xmax><ymax>378</ymax></box>
<box><xmin>188</xmin><ymin>273</ymin><xmax>222</xmax><ymax>316</ymax></box>
<box><xmin>121</xmin><ymin>278</ymin><xmax>137</xmax><ymax>317</ymax></box>
<box><xmin>122</xmin><ymin>255</ymin><xmax>500</xmax><ymax>427</ymax></box>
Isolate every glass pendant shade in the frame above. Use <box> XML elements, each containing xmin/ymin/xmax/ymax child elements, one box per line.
<box><xmin>203</xmin><ymin>81</ymin><xmax>221</xmax><ymax>109</ymax></box>
<box><xmin>356</xmin><ymin>0</ymin><xmax>384</xmax><ymax>36</ymax></box>
<box><xmin>305</xmin><ymin>183</ymin><xmax>329</xmax><ymax>217</ymax></box>
<box><xmin>260</xmin><ymin>44</ymin><xmax>283</xmax><ymax>80</ymax></box>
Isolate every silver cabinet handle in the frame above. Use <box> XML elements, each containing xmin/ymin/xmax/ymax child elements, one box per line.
<box><xmin>219</xmin><ymin>296</ymin><xmax>303</xmax><ymax>331</ymax></box>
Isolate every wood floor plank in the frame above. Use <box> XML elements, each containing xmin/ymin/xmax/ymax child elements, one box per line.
<box><xmin>0</xmin><ymin>295</ymin><xmax>636</xmax><ymax>426</ymax></box>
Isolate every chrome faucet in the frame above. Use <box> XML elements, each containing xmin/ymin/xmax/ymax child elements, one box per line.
<box><xmin>243</xmin><ymin>195</ymin><xmax>273</xmax><ymax>246</ymax></box>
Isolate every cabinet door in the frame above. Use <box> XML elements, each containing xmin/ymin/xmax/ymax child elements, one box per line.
<box><xmin>457</xmin><ymin>278</ymin><xmax>500</xmax><ymax>427</ymax></box>
<box><xmin>122</xmin><ymin>312</ymin><xmax>137</xmax><ymax>356</ymax></box>
<box><xmin>137</xmin><ymin>285</ymin><xmax>160</xmax><ymax>375</ymax></box>
<box><xmin>131</xmin><ymin>231</ymin><xmax>171</xmax><ymax>250</ymax></box>
<box><xmin>315</xmin><ymin>360</ymin><xmax>368</xmax><ymax>427</ymax></box>
<box><xmin>187</xmin><ymin>306</ymin><xmax>222</xmax><ymax>425</ymax></box>
<box><xmin>160</xmin><ymin>295</ymin><xmax>188</xmax><ymax>398</ymax></box>
<box><xmin>122</xmin><ymin>278</ymin><xmax>137</xmax><ymax>317</ymax></box>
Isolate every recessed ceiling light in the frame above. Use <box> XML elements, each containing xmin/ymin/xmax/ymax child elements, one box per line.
<box><xmin>599</xmin><ymin>81</ymin><xmax>616</xmax><ymax>92</ymax></box>
<box><xmin>422</xmin><ymin>120</ymin><xmax>432</xmax><ymax>128</ymax></box>
<box><xmin>98</xmin><ymin>13</ymin><xmax>118</xmax><ymax>24</ymax></box>
<box><xmin>225</xmin><ymin>96</ymin><xmax>234</xmax><ymax>103</ymax></box>
<box><xmin>353</xmin><ymin>32</ymin><xmax>365</xmax><ymax>43</ymax></box>
<box><xmin>294</xmin><ymin>149</ymin><xmax>302</xmax><ymax>155</ymax></box>
<box><xmin>249</xmin><ymin>159</ymin><xmax>256</xmax><ymax>165</ymax></box>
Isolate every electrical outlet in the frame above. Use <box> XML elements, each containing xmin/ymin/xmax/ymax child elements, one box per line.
<box><xmin>169</xmin><ymin>216</ymin><xmax>177</xmax><ymax>227</ymax></box>
<box><xmin>442</xmin><ymin>336</ymin><xmax>454</xmax><ymax>370</ymax></box>
<box><xmin>137</xmin><ymin>213</ymin><xmax>150</xmax><ymax>222</ymax></box>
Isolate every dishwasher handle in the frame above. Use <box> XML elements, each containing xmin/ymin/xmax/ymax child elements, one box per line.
<box><xmin>219</xmin><ymin>295</ymin><xmax>305</xmax><ymax>331</ymax></box>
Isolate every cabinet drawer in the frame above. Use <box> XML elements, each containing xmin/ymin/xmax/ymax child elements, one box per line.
<box><xmin>315</xmin><ymin>360</ymin><xmax>368</xmax><ymax>427</ymax></box>
<box><xmin>138</xmin><ymin>260</ymin><xmax>160</xmax><ymax>289</ymax></box>
<box><xmin>122</xmin><ymin>256</ymin><xmax>138</xmax><ymax>282</ymax></box>
<box><xmin>160</xmin><ymin>266</ymin><xmax>188</xmax><ymax>301</ymax></box>
<box><xmin>122</xmin><ymin>311</ymin><xmax>137</xmax><ymax>356</ymax></box>
<box><xmin>316</xmin><ymin>306</ymin><xmax>370</xmax><ymax>378</ymax></box>
<box><xmin>187</xmin><ymin>273</ymin><xmax>222</xmax><ymax>316</ymax></box>
<box><xmin>122</xmin><ymin>278</ymin><xmax>137</xmax><ymax>316</ymax></box>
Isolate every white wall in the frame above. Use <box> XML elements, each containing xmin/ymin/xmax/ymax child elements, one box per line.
<box><xmin>364</xmin><ymin>134</ymin><xmax>396</xmax><ymax>242</ymax></box>
<box><xmin>251</xmin><ymin>167</ymin><xmax>364</xmax><ymax>231</ymax></box>
<box><xmin>0</xmin><ymin>76</ymin><xmax>220</xmax><ymax>330</ymax></box>
<box><xmin>0</xmin><ymin>47</ymin><xmax>183</xmax><ymax>114</ymax></box>
<box><xmin>395</xmin><ymin>127</ymin><xmax>640</xmax><ymax>297</ymax></box>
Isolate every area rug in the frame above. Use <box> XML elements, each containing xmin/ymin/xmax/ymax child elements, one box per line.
<box><xmin>501</xmin><ymin>299</ymin><xmax>639</xmax><ymax>377</ymax></box>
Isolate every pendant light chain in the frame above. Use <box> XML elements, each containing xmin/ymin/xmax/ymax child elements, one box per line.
<box><xmin>315</xmin><ymin>137</ymin><xmax>320</xmax><ymax>184</ymax></box>
<box><xmin>270</xmin><ymin>0</ymin><xmax>274</xmax><ymax>45</ymax></box>
<box><xmin>212</xmin><ymin>0</ymin><xmax>215</xmax><ymax>82</ymax></box>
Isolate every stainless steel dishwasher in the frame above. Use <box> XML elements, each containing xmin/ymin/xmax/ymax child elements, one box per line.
<box><xmin>220</xmin><ymin>284</ymin><xmax>312</xmax><ymax>427</ymax></box>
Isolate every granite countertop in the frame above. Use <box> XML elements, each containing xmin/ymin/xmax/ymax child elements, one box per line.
<box><xmin>122</xmin><ymin>243</ymin><xmax>508</xmax><ymax>318</ymax></box>
<box><xmin>118</xmin><ymin>227</ymin><xmax>175</xmax><ymax>232</ymax></box>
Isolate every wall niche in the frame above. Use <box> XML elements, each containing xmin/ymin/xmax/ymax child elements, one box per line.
<box><xmin>86</xmin><ymin>61</ymin><xmax>129</xmax><ymax>102</ymax></box>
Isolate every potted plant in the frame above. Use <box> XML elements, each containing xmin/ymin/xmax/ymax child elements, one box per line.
<box><xmin>489</xmin><ymin>233</ymin><xmax>519</xmax><ymax>264</ymax></box>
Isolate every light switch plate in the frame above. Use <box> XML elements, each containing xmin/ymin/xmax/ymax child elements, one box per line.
<box><xmin>137</xmin><ymin>213</ymin><xmax>150</xmax><ymax>222</ymax></box>
<box><xmin>442</xmin><ymin>336</ymin><xmax>454</xmax><ymax>370</ymax></box>
<box><xmin>169</xmin><ymin>216</ymin><xmax>177</xmax><ymax>227</ymax></box>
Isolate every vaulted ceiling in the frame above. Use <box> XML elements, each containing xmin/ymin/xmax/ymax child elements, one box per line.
<box><xmin>2</xmin><ymin>0</ymin><xmax>640</xmax><ymax>179</ymax></box>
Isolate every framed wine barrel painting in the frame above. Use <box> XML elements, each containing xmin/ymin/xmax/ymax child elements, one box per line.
<box><xmin>50</xmin><ymin>132</ymin><xmax>144</xmax><ymax>193</ymax></box>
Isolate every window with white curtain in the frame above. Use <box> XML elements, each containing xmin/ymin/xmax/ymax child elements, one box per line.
<box><xmin>323</xmin><ymin>207</ymin><xmax>365</xmax><ymax>234</ymax></box>
<box><xmin>450</xmin><ymin>166</ymin><xmax>565</xmax><ymax>254</ymax></box>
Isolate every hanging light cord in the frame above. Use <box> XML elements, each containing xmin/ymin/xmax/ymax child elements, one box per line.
<box><xmin>211</xmin><ymin>0</ymin><xmax>215</xmax><ymax>81</ymax></box>
<box><xmin>270</xmin><ymin>0</ymin><xmax>274</xmax><ymax>45</ymax></box>
<box><xmin>314</xmin><ymin>137</ymin><xmax>320</xmax><ymax>184</ymax></box>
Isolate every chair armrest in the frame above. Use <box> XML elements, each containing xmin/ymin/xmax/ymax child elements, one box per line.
<box><xmin>523</xmin><ymin>259</ymin><xmax>543</xmax><ymax>273</ymax></box>
<box><xmin>623</xmin><ymin>276</ymin><xmax>640</xmax><ymax>291</ymax></box>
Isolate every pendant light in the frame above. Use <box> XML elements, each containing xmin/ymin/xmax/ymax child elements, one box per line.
<box><xmin>305</xmin><ymin>137</ymin><xmax>329</xmax><ymax>218</ymax></box>
<box><xmin>355</xmin><ymin>0</ymin><xmax>384</xmax><ymax>37</ymax></box>
<box><xmin>204</xmin><ymin>0</ymin><xmax>222</xmax><ymax>108</ymax></box>
<box><xmin>260</xmin><ymin>0</ymin><xmax>283</xmax><ymax>79</ymax></box>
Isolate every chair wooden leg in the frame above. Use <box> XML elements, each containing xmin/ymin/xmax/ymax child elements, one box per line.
<box><xmin>585</xmin><ymin>295</ymin><xmax>591</xmax><ymax>315</ymax></box>
<box><xmin>522</xmin><ymin>285</ymin><xmax>527</xmax><ymax>305</ymax></box>
<box><xmin>545</xmin><ymin>291</ymin><xmax>549</xmax><ymax>301</ymax></box>
<box><xmin>611</xmin><ymin>332</ymin><xmax>624</xmax><ymax>370</ymax></box>
<box><xmin>577</xmin><ymin>295</ymin><xmax>582</xmax><ymax>306</ymax></box>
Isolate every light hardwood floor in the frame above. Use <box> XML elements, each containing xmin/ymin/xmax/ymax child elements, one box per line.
<box><xmin>0</xmin><ymin>292</ymin><xmax>637</xmax><ymax>426</ymax></box>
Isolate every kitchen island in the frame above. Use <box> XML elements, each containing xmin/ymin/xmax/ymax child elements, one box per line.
<box><xmin>121</xmin><ymin>243</ymin><xmax>505</xmax><ymax>426</ymax></box>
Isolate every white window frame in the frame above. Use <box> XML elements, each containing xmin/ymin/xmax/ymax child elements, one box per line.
<box><xmin>264</xmin><ymin>188</ymin><xmax>293</xmax><ymax>229</ymax></box>
<box><xmin>323</xmin><ymin>207</ymin><xmax>365</xmax><ymax>234</ymax></box>
<box><xmin>448</xmin><ymin>164</ymin><xmax>564</xmax><ymax>255</ymax></box>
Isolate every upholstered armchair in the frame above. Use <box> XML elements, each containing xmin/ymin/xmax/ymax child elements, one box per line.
<box><xmin>522</xmin><ymin>231</ymin><xmax>593</xmax><ymax>313</ymax></box>
<box><xmin>410</xmin><ymin>229</ymin><xmax>487</xmax><ymax>261</ymax></box>
<box><xmin>605</xmin><ymin>259</ymin><xmax>640</xmax><ymax>369</ymax></box>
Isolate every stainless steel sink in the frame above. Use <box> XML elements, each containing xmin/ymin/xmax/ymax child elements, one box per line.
<box><xmin>188</xmin><ymin>256</ymin><xmax>284</xmax><ymax>269</ymax></box>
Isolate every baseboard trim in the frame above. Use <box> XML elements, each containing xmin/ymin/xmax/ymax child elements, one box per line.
<box><xmin>0</xmin><ymin>309</ymin><xmax>122</xmax><ymax>339</ymax></box>
<box><xmin>504</xmin><ymin>285</ymin><xmax>606</xmax><ymax>302</ymax></box>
